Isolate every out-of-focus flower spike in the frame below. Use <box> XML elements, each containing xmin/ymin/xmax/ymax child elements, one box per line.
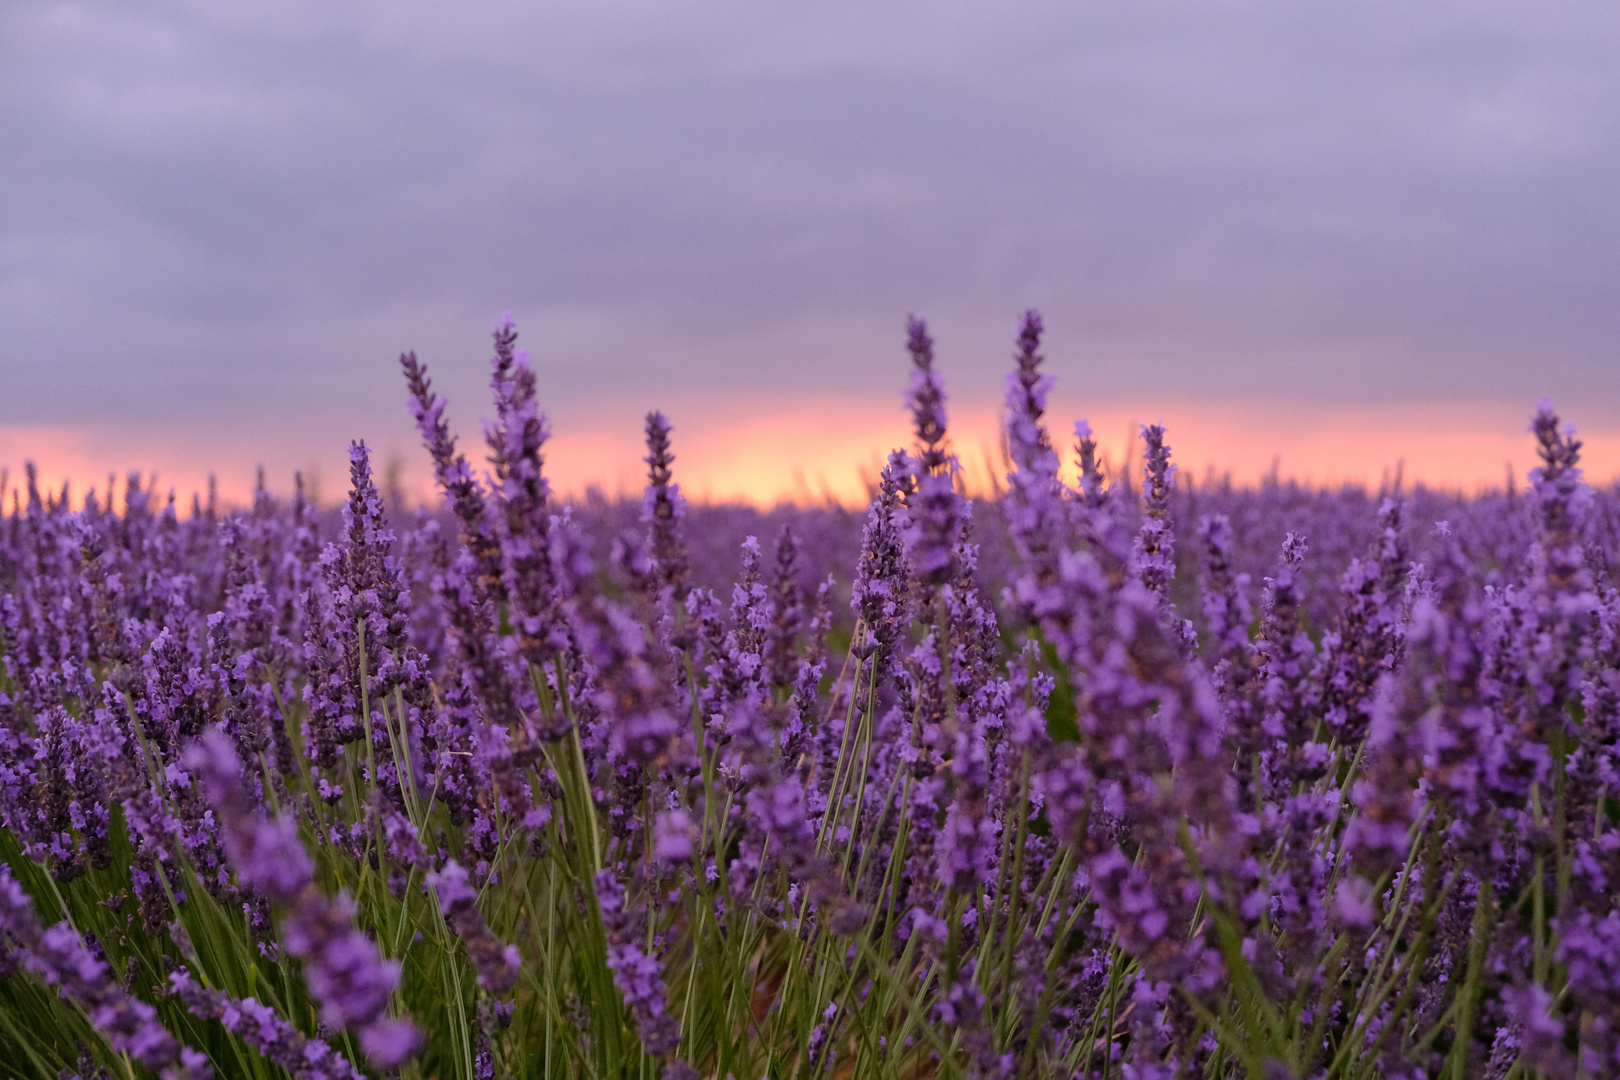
<box><xmin>766</xmin><ymin>524</ymin><xmax>804</xmax><ymax>692</ymax></box>
<box><xmin>1001</xmin><ymin>311</ymin><xmax>1076</xmax><ymax>630</ymax></box>
<box><xmin>899</xmin><ymin>317</ymin><xmax>966</xmax><ymax>778</ymax></box>
<box><xmin>1260</xmin><ymin>533</ymin><xmax>1324</xmax><ymax>797</ymax></box>
<box><xmin>906</xmin><ymin>316</ymin><xmax>949</xmax><ymax>475</ymax></box>
<box><xmin>1074</xmin><ymin>419</ymin><xmax>1108</xmax><ymax>512</ymax></box>
<box><xmin>1552</xmin><ymin>909</ymin><xmax>1620</xmax><ymax>1068</ymax></box>
<box><xmin>1197</xmin><ymin>512</ymin><xmax>1263</xmax><ymax>808</ymax></box>
<box><xmin>1312</xmin><ymin>496</ymin><xmax>1409</xmax><ymax>748</ymax></box>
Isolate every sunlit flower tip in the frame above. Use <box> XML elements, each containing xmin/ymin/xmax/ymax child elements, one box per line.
<box><xmin>1074</xmin><ymin>419</ymin><xmax>1092</xmax><ymax>439</ymax></box>
<box><xmin>500</xmin><ymin>311</ymin><xmax>515</xmax><ymax>329</ymax></box>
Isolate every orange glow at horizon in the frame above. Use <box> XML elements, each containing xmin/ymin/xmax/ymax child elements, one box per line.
<box><xmin>541</xmin><ymin>395</ymin><xmax>1620</xmax><ymax>507</ymax></box>
<box><xmin>4</xmin><ymin>398</ymin><xmax>1617</xmax><ymax>514</ymax></box>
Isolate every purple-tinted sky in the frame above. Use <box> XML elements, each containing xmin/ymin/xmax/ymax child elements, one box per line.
<box><xmin>2</xmin><ymin>1</ymin><xmax>1617</xmax><ymax>501</ymax></box>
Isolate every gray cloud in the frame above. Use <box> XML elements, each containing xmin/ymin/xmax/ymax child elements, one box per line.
<box><xmin>2</xmin><ymin>0</ymin><xmax>1617</xmax><ymax>467</ymax></box>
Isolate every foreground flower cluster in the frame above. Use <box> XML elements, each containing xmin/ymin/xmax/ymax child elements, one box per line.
<box><xmin>1</xmin><ymin>313</ymin><xmax>1617</xmax><ymax>1080</ymax></box>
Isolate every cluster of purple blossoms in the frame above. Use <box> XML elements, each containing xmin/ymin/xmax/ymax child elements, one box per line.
<box><xmin>0</xmin><ymin>310</ymin><xmax>1616</xmax><ymax>1079</ymax></box>
<box><xmin>167</xmin><ymin>967</ymin><xmax>362</xmax><ymax>1080</ymax></box>
<box><xmin>428</xmin><ymin>859</ymin><xmax>521</xmax><ymax>994</ymax></box>
<box><xmin>1</xmin><ymin>866</ymin><xmax>210</xmax><ymax>1079</ymax></box>
<box><xmin>183</xmin><ymin>729</ymin><xmax>420</xmax><ymax>1068</ymax></box>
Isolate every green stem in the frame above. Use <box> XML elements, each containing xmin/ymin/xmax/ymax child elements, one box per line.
<box><xmin>1450</xmin><ymin>879</ymin><xmax>1494</xmax><ymax>1080</ymax></box>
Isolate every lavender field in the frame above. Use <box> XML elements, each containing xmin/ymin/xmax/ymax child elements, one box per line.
<box><xmin>0</xmin><ymin>312</ymin><xmax>1616</xmax><ymax>1080</ymax></box>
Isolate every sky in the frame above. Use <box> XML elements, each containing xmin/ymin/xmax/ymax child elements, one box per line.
<box><xmin>2</xmin><ymin>0</ymin><xmax>1618</xmax><ymax>508</ymax></box>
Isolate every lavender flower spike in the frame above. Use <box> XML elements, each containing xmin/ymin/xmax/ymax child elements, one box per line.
<box><xmin>595</xmin><ymin>869</ymin><xmax>680</xmax><ymax>1055</ymax></box>
<box><xmin>643</xmin><ymin>411</ymin><xmax>690</xmax><ymax>600</ymax></box>
<box><xmin>485</xmin><ymin>323</ymin><xmax>561</xmax><ymax>667</ymax></box>
<box><xmin>1132</xmin><ymin>423</ymin><xmax>1177</xmax><ymax>603</ymax></box>
<box><xmin>183</xmin><ymin>728</ymin><xmax>421</xmax><ymax>1068</ymax></box>
<box><xmin>168</xmin><ymin>967</ymin><xmax>363</xmax><ymax>1080</ymax></box>
<box><xmin>428</xmin><ymin>859</ymin><xmax>522</xmax><ymax>993</ymax></box>
<box><xmin>903</xmin><ymin>315</ymin><xmax>960</xmax><ymax>588</ymax></box>
<box><xmin>906</xmin><ymin>315</ymin><xmax>948</xmax><ymax>475</ymax></box>
<box><xmin>1074</xmin><ymin>419</ymin><xmax>1107</xmax><ymax>511</ymax></box>
<box><xmin>400</xmin><ymin>349</ymin><xmax>504</xmax><ymax>602</ymax></box>
<box><xmin>0</xmin><ymin>866</ymin><xmax>210</xmax><ymax>1078</ymax></box>
<box><xmin>1001</xmin><ymin>310</ymin><xmax>1070</xmax><ymax>615</ymax></box>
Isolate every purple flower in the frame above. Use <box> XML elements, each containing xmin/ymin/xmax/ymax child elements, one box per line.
<box><xmin>1259</xmin><ymin>532</ymin><xmax>1323</xmax><ymax>798</ymax></box>
<box><xmin>765</xmin><ymin>525</ymin><xmax>805</xmax><ymax>691</ymax></box>
<box><xmin>902</xmin><ymin>316</ymin><xmax>960</xmax><ymax>589</ymax></box>
<box><xmin>1000</xmin><ymin>323</ymin><xmax>1238</xmax><ymax>994</ymax></box>
<box><xmin>1073</xmin><ymin>419</ymin><xmax>1108</xmax><ymax>511</ymax></box>
<box><xmin>1197</xmin><ymin>512</ymin><xmax>1263</xmax><ymax>809</ymax></box>
<box><xmin>594</xmin><ymin>870</ymin><xmax>680</xmax><ymax>1055</ymax></box>
<box><xmin>852</xmin><ymin>451</ymin><xmax>915</xmax><ymax>681</ymax></box>
<box><xmin>485</xmin><ymin>321</ymin><xmax>562</xmax><ymax>669</ymax></box>
<box><xmin>0</xmin><ymin>866</ymin><xmax>209</xmax><ymax>1077</ymax></box>
<box><xmin>183</xmin><ymin>729</ymin><xmax>420</xmax><ymax>1068</ymax></box>
<box><xmin>1312</xmin><ymin>497</ymin><xmax>1408</xmax><ymax>747</ymax></box>
<box><xmin>1555</xmin><ymin>910</ymin><xmax>1620</xmax><ymax>1071</ymax></box>
<box><xmin>1502</xmin><ymin>981</ymin><xmax>1574</xmax><ymax>1077</ymax></box>
<box><xmin>169</xmin><ymin>967</ymin><xmax>362</xmax><ymax>1080</ymax></box>
<box><xmin>1000</xmin><ymin>310</ymin><xmax>1072</xmax><ymax>611</ymax></box>
<box><xmin>400</xmin><ymin>350</ymin><xmax>503</xmax><ymax>604</ymax></box>
<box><xmin>643</xmin><ymin>411</ymin><xmax>690</xmax><ymax>601</ymax></box>
<box><xmin>428</xmin><ymin>859</ymin><xmax>522</xmax><ymax>994</ymax></box>
<box><xmin>1132</xmin><ymin>423</ymin><xmax>1177</xmax><ymax>606</ymax></box>
<box><xmin>1342</xmin><ymin>663</ymin><xmax>1426</xmax><ymax>886</ymax></box>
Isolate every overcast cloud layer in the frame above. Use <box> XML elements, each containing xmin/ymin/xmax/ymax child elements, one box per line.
<box><xmin>2</xmin><ymin>0</ymin><xmax>1617</xmax><ymax>493</ymax></box>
